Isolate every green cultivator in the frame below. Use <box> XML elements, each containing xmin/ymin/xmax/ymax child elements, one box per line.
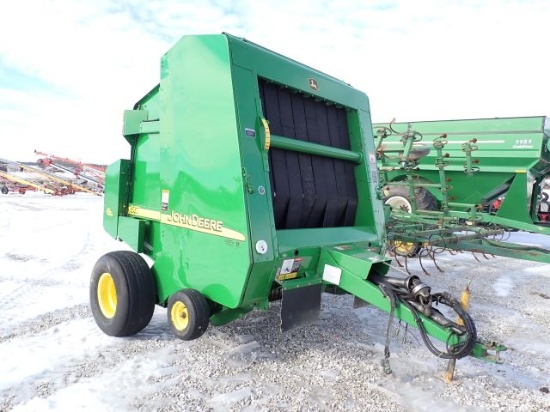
<box><xmin>90</xmin><ymin>33</ymin><xmax>503</xmax><ymax>373</ymax></box>
<box><xmin>374</xmin><ymin>116</ymin><xmax>550</xmax><ymax>269</ymax></box>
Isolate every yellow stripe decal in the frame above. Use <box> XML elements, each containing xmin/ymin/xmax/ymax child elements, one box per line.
<box><xmin>128</xmin><ymin>205</ymin><xmax>246</xmax><ymax>242</ymax></box>
<box><xmin>128</xmin><ymin>205</ymin><xmax>160</xmax><ymax>220</ymax></box>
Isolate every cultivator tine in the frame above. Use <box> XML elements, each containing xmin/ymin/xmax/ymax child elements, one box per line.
<box><xmin>429</xmin><ymin>250</ymin><xmax>444</xmax><ymax>273</ymax></box>
<box><xmin>416</xmin><ymin>247</ymin><xmax>445</xmax><ymax>276</ymax></box>
<box><xmin>425</xmin><ymin>236</ymin><xmax>445</xmax><ymax>273</ymax></box>
<box><xmin>393</xmin><ymin>251</ymin><xmax>405</xmax><ymax>268</ymax></box>
<box><xmin>418</xmin><ymin>250</ymin><xmax>432</xmax><ymax>276</ymax></box>
<box><xmin>472</xmin><ymin>252</ymin><xmax>481</xmax><ymax>262</ymax></box>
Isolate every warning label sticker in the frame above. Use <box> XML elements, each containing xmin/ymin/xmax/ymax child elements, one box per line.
<box><xmin>276</xmin><ymin>258</ymin><xmax>303</xmax><ymax>281</ymax></box>
<box><xmin>280</xmin><ymin>259</ymin><xmax>294</xmax><ymax>275</ymax></box>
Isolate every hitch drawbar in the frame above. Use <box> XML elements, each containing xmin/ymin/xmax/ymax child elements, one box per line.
<box><xmin>317</xmin><ymin>246</ymin><xmax>506</xmax><ymax>365</ymax></box>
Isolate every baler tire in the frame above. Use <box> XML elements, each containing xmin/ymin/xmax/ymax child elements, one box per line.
<box><xmin>167</xmin><ymin>289</ymin><xmax>210</xmax><ymax>341</ymax></box>
<box><xmin>90</xmin><ymin>251</ymin><xmax>156</xmax><ymax>337</ymax></box>
<box><xmin>383</xmin><ymin>185</ymin><xmax>438</xmax><ymax>257</ymax></box>
<box><xmin>1</xmin><ymin>186</ymin><xmax>8</xmax><ymax>194</ymax></box>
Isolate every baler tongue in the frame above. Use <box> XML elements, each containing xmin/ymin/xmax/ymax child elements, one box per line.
<box><xmin>314</xmin><ymin>245</ymin><xmax>505</xmax><ymax>368</ymax></box>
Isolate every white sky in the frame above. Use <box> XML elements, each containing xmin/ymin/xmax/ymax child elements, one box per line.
<box><xmin>0</xmin><ymin>0</ymin><xmax>548</xmax><ymax>164</ymax></box>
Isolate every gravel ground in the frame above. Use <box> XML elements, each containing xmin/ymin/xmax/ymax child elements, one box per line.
<box><xmin>1</xmin><ymin>194</ymin><xmax>550</xmax><ymax>411</ymax></box>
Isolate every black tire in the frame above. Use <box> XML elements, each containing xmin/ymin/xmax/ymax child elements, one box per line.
<box><xmin>167</xmin><ymin>289</ymin><xmax>210</xmax><ymax>340</ymax></box>
<box><xmin>383</xmin><ymin>185</ymin><xmax>438</xmax><ymax>257</ymax></box>
<box><xmin>90</xmin><ymin>250</ymin><xmax>156</xmax><ymax>337</ymax></box>
<box><xmin>1</xmin><ymin>186</ymin><xmax>8</xmax><ymax>194</ymax></box>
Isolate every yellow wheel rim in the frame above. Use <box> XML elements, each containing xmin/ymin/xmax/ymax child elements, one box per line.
<box><xmin>384</xmin><ymin>195</ymin><xmax>412</xmax><ymax>213</ymax></box>
<box><xmin>97</xmin><ymin>273</ymin><xmax>117</xmax><ymax>319</ymax></box>
<box><xmin>394</xmin><ymin>240</ymin><xmax>417</xmax><ymax>255</ymax></box>
<box><xmin>171</xmin><ymin>301</ymin><xmax>189</xmax><ymax>331</ymax></box>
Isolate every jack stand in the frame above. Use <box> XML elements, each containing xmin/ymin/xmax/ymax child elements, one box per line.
<box><xmin>445</xmin><ymin>285</ymin><xmax>471</xmax><ymax>383</ymax></box>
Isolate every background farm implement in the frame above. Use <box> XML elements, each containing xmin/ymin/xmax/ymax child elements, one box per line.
<box><xmin>0</xmin><ymin>155</ymin><xmax>105</xmax><ymax>196</ymax></box>
<box><xmin>374</xmin><ymin>116</ymin><xmax>550</xmax><ymax>272</ymax></box>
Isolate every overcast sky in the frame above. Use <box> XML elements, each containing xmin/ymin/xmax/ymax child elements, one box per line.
<box><xmin>1</xmin><ymin>0</ymin><xmax>548</xmax><ymax>164</ymax></box>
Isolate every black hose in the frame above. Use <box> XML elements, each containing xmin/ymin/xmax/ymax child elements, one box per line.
<box><xmin>371</xmin><ymin>274</ymin><xmax>477</xmax><ymax>360</ymax></box>
<box><xmin>401</xmin><ymin>293</ymin><xmax>476</xmax><ymax>360</ymax></box>
<box><xmin>376</xmin><ymin>281</ymin><xmax>398</xmax><ymax>374</ymax></box>
<box><xmin>433</xmin><ymin>292</ymin><xmax>477</xmax><ymax>358</ymax></box>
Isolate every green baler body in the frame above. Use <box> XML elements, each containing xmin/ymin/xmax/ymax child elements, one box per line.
<box><xmin>103</xmin><ymin>33</ymin><xmax>387</xmax><ymax>318</ymax></box>
<box><xmin>374</xmin><ymin>116</ymin><xmax>550</xmax><ymax>224</ymax></box>
<box><xmin>97</xmin><ymin>33</ymin><xmax>506</xmax><ymax>362</ymax></box>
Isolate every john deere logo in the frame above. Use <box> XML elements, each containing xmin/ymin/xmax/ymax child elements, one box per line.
<box><xmin>308</xmin><ymin>78</ymin><xmax>319</xmax><ymax>91</ymax></box>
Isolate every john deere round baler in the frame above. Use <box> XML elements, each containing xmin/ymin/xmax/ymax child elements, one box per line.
<box><xmin>90</xmin><ymin>33</ymin><xmax>502</xmax><ymax>370</ymax></box>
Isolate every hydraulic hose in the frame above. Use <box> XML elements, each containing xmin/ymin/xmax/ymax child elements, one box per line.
<box><xmin>377</xmin><ymin>282</ymin><xmax>397</xmax><ymax>374</ymax></box>
<box><xmin>400</xmin><ymin>294</ymin><xmax>476</xmax><ymax>359</ymax></box>
<box><xmin>370</xmin><ymin>273</ymin><xmax>477</xmax><ymax>360</ymax></box>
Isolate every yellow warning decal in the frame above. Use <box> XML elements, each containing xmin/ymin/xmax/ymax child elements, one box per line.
<box><xmin>262</xmin><ymin>118</ymin><xmax>270</xmax><ymax>150</ymax></box>
<box><xmin>277</xmin><ymin>272</ymin><xmax>299</xmax><ymax>281</ymax></box>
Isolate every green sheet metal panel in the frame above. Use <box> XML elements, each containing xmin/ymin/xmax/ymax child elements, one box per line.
<box><xmin>149</xmin><ymin>34</ymin><xmax>251</xmax><ymax>307</ymax></box>
<box><xmin>374</xmin><ymin>116</ymin><xmax>549</xmax><ymax>172</ymax></box>
<box><xmin>226</xmin><ymin>34</ymin><xmax>368</xmax><ymax>111</ymax></box>
<box><xmin>103</xmin><ymin>159</ymin><xmax>130</xmax><ymax>239</ymax></box>
<box><xmin>374</xmin><ymin>116</ymin><xmax>550</xmax><ymax>206</ymax></box>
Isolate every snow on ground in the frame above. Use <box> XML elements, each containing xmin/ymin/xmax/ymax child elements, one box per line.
<box><xmin>1</xmin><ymin>192</ymin><xmax>550</xmax><ymax>411</ymax></box>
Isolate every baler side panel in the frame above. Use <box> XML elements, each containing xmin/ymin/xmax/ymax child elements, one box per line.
<box><xmin>151</xmin><ymin>35</ymin><xmax>252</xmax><ymax>308</ymax></box>
<box><xmin>229</xmin><ymin>65</ymin><xmax>277</xmax><ymax>307</ymax></box>
<box><xmin>130</xmin><ymin>134</ymin><xmax>161</xmax><ymax>213</ymax></box>
<box><xmin>351</xmin><ymin>108</ymin><xmax>386</xmax><ymax>237</ymax></box>
<box><xmin>128</xmin><ymin>88</ymin><xmax>162</xmax><ymax>213</ymax></box>
<box><xmin>103</xmin><ymin>159</ymin><xmax>131</xmax><ymax>239</ymax></box>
